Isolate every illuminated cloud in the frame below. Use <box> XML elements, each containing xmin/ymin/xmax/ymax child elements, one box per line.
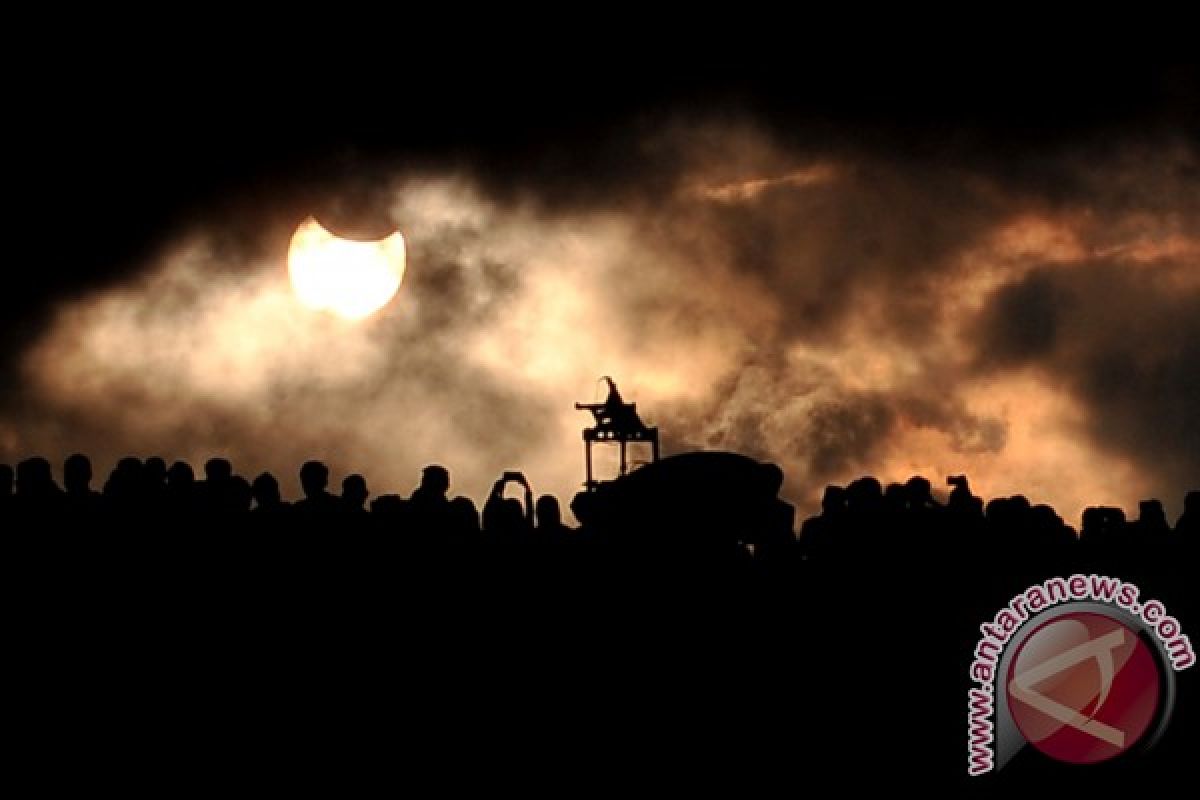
<box><xmin>4</xmin><ymin>125</ymin><xmax>1197</xmax><ymax>524</ymax></box>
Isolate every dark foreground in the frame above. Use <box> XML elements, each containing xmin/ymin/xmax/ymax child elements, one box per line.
<box><xmin>6</xmin><ymin>501</ymin><xmax>1197</xmax><ymax>796</ymax></box>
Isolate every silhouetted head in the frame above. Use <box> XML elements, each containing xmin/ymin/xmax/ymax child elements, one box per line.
<box><xmin>342</xmin><ymin>474</ymin><xmax>369</xmax><ymax>510</ymax></box>
<box><xmin>536</xmin><ymin>494</ymin><xmax>562</xmax><ymax>528</ymax></box>
<box><xmin>104</xmin><ymin>458</ymin><xmax>142</xmax><ymax>500</ymax></box>
<box><xmin>821</xmin><ymin>485</ymin><xmax>846</xmax><ymax>515</ymax></box>
<box><xmin>115</xmin><ymin>457</ymin><xmax>143</xmax><ymax>477</ymax></box>
<box><xmin>16</xmin><ymin>457</ymin><xmax>56</xmax><ymax>496</ymax></box>
<box><xmin>300</xmin><ymin>461</ymin><xmax>329</xmax><ymax>497</ymax></box>
<box><xmin>986</xmin><ymin>497</ymin><xmax>1015</xmax><ymax>525</ymax></box>
<box><xmin>64</xmin><ymin>454</ymin><xmax>93</xmax><ymax>493</ymax></box>
<box><xmin>905</xmin><ymin>476</ymin><xmax>934</xmax><ymax>507</ymax></box>
<box><xmin>420</xmin><ymin>465</ymin><xmax>450</xmax><ymax>497</ymax></box>
<box><xmin>204</xmin><ymin>458</ymin><xmax>232</xmax><ymax>483</ymax></box>
<box><xmin>571</xmin><ymin>491</ymin><xmax>596</xmax><ymax>527</ymax></box>
<box><xmin>252</xmin><ymin>472</ymin><xmax>281</xmax><ymax>507</ymax></box>
<box><xmin>144</xmin><ymin>457</ymin><xmax>167</xmax><ymax>484</ymax></box>
<box><xmin>846</xmin><ymin>477</ymin><xmax>883</xmax><ymax>513</ymax></box>
<box><xmin>1082</xmin><ymin>505</ymin><xmax>1124</xmax><ymax>537</ymax></box>
<box><xmin>1138</xmin><ymin>499</ymin><xmax>1168</xmax><ymax>527</ymax></box>
<box><xmin>1032</xmin><ymin>504</ymin><xmax>1064</xmax><ymax>528</ymax></box>
<box><xmin>1186</xmin><ymin>491</ymin><xmax>1200</xmax><ymax>516</ymax></box>
<box><xmin>166</xmin><ymin>461</ymin><xmax>194</xmax><ymax>488</ymax></box>
<box><xmin>450</xmin><ymin>496</ymin><xmax>481</xmax><ymax>533</ymax></box>
<box><xmin>759</xmin><ymin>463</ymin><xmax>785</xmax><ymax>496</ymax></box>
<box><xmin>0</xmin><ymin>464</ymin><xmax>12</xmax><ymax>496</ymax></box>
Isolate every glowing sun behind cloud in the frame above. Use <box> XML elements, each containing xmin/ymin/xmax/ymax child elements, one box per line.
<box><xmin>288</xmin><ymin>217</ymin><xmax>406</xmax><ymax>319</ymax></box>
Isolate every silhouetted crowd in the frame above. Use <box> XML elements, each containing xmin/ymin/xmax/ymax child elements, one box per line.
<box><xmin>0</xmin><ymin>455</ymin><xmax>582</xmax><ymax>543</ymax></box>
<box><xmin>804</xmin><ymin>474</ymin><xmax>1197</xmax><ymax>550</ymax></box>
<box><xmin>5</xmin><ymin>452</ymin><xmax>1197</xmax><ymax>795</ymax></box>
<box><xmin>2</xmin><ymin>453</ymin><xmax>1196</xmax><ymax>570</ymax></box>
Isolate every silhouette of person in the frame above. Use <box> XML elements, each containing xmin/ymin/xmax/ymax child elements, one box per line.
<box><xmin>251</xmin><ymin>472</ymin><xmax>289</xmax><ymax>512</ymax></box>
<box><xmin>142</xmin><ymin>456</ymin><xmax>169</xmax><ymax>512</ymax></box>
<box><xmin>200</xmin><ymin>457</ymin><xmax>236</xmax><ymax>512</ymax></box>
<box><xmin>16</xmin><ymin>456</ymin><xmax>63</xmax><ymax>513</ymax></box>
<box><xmin>103</xmin><ymin>456</ymin><xmax>145</xmax><ymax>512</ymax></box>
<box><xmin>535</xmin><ymin>494</ymin><xmax>572</xmax><ymax>543</ymax></box>
<box><xmin>570</xmin><ymin>490</ymin><xmax>602</xmax><ymax>544</ymax></box>
<box><xmin>483</xmin><ymin>471</ymin><xmax>534</xmax><ymax>541</ymax></box>
<box><xmin>947</xmin><ymin>474</ymin><xmax>983</xmax><ymax>518</ymax></box>
<box><xmin>591</xmin><ymin>377</ymin><xmax>650</xmax><ymax>433</ymax></box>
<box><xmin>341</xmin><ymin>474</ymin><xmax>369</xmax><ymax>512</ymax></box>
<box><xmin>165</xmin><ymin>461</ymin><xmax>197</xmax><ymax>513</ymax></box>
<box><xmin>1081</xmin><ymin>505</ymin><xmax>1127</xmax><ymax>557</ymax></box>
<box><xmin>905</xmin><ymin>476</ymin><xmax>940</xmax><ymax>511</ymax></box>
<box><xmin>448</xmin><ymin>495</ymin><xmax>482</xmax><ymax>538</ymax></box>
<box><xmin>409</xmin><ymin>465</ymin><xmax>452</xmax><ymax>532</ymax></box>
<box><xmin>799</xmin><ymin>484</ymin><xmax>846</xmax><ymax>560</ymax></box>
<box><xmin>845</xmin><ymin>476</ymin><xmax>883</xmax><ymax>516</ymax></box>
<box><xmin>63</xmin><ymin>453</ymin><xmax>103</xmax><ymax>514</ymax></box>
<box><xmin>844</xmin><ymin>477</ymin><xmax>884</xmax><ymax>557</ymax></box>
<box><xmin>750</xmin><ymin>465</ymin><xmax>797</xmax><ymax>570</ymax></box>
<box><xmin>410</xmin><ymin>465</ymin><xmax>450</xmax><ymax>505</ymax></box>
<box><xmin>294</xmin><ymin>461</ymin><xmax>341</xmax><ymax>513</ymax></box>
<box><xmin>1134</xmin><ymin>499</ymin><xmax>1170</xmax><ymax>537</ymax></box>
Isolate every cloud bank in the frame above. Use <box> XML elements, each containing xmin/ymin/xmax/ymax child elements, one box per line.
<box><xmin>4</xmin><ymin>124</ymin><xmax>1197</xmax><ymax>523</ymax></box>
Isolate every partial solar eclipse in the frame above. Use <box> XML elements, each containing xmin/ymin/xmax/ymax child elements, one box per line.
<box><xmin>288</xmin><ymin>217</ymin><xmax>406</xmax><ymax>319</ymax></box>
